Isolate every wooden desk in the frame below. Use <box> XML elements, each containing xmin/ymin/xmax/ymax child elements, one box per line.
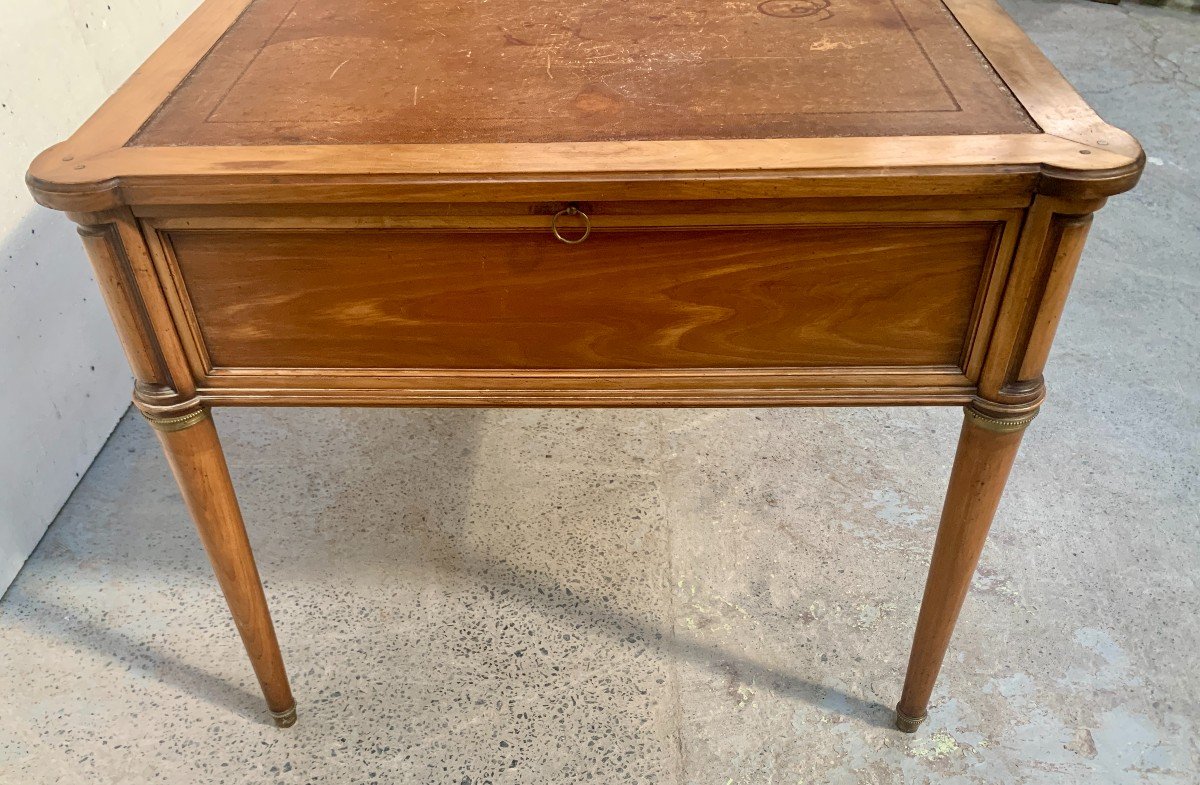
<box><xmin>28</xmin><ymin>0</ymin><xmax>1142</xmax><ymax>733</ymax></box>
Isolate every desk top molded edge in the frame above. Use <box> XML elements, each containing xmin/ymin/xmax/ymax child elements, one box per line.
<box><xmin>27</xmin><ymin>0</ymin><xmax>1143</xmax><ymax>212</ymax></box>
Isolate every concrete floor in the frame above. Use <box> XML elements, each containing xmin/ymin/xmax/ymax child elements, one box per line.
<box><xmin>2</xmin><ymin>1</ymin><xmax>1197</xmax><ymax>783</ymax></box>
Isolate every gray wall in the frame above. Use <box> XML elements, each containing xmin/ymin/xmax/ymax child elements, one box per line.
<box><xmin>0</xmin><ymin>0</ymin><xmax>201</xmax><ymax>593</ymax></box>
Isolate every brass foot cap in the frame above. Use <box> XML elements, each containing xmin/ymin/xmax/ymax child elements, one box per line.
<box><xmin>894</xmin><ymin>705</ymin><xmax>927</xmax><ymax>734</ymax></box>
<box><xmin>270</xmin><ymin>704</ymin><xmax>297</xmax><ymax>728</ymax></box>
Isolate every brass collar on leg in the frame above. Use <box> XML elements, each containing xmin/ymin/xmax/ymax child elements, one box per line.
<box><xmin>270</xmin><ymin>704</ymin><xmax>298</xmax><ymax>728</ymax></box>
<box><xmin>964</xmin><ymin>406</ymin><xmax>1038</xmax><ymax>434</ymax></box>
<box><xmin>894</xmin><ymin>705</ymin><xmax>927</xmax><ymax>733</ymax></box>
<box><xmin>141</xmin><ymin>408</ymin><xmax>209</xmax><ymax>432</ymax></box>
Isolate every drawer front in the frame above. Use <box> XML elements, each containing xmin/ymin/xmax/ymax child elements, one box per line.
<box><xmin>163</xmin><ymin>223</ymin><xmax>999</xmax><ymax>371</ymax></box>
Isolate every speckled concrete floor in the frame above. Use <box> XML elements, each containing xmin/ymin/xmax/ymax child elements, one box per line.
<box><xmin>2</xmin><ymin>1</ymin><xmax>1197</xmax><ymax>783</ymax></box>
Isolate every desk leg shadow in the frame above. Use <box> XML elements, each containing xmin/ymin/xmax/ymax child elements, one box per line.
<box><xmin>133</xmin><ymin>398</ymin><xmax>1036</xmax><ymax>733</ymax></box>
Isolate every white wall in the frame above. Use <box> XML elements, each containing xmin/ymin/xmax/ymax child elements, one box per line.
<box><xmin>0</xmin><ymin>0</ymin><xmax>201</xmax><ymax>593</ymax></box>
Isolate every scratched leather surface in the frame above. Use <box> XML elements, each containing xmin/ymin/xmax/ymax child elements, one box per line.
<box><xmin>131</xmin><ymin>0</ymin><xmax>1039</xmax><ymax>146</ymax></box>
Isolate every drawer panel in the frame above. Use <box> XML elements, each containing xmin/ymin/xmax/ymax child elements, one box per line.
<box><xmin>164</xmin><ymin>223</ymin><xmax>998</xmax><ymax>371</ymax></box>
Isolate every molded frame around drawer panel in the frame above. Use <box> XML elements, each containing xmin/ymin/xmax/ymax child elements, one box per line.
<box><xmin>142</xmin><ymin>212</ymin><xmax>1020</xmax><ymax>406</ymax></box>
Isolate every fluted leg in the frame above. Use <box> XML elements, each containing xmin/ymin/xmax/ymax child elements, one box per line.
<box><xmin>143</xmin><ymin>405</ymin><xmax>296</xmax><ymax>727</ymax></box>
<box><xmin>895</xmin><ymin>403</ymin><xmax>1037</xmax><ymax>732</ymax></box>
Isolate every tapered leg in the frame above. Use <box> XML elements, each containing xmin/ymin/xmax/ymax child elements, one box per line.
<box><xmin>143</xmin><ymin>406</ymin><xmax>297</xmax><ymax>727</ymax></box>
<box><xmin>895</xmin><ymin>403</ymin><xmax>1038</xmax><ymax>732</ymax></box>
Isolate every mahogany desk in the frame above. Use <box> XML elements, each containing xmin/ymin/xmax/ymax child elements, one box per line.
<box><xmin>28</xmin><ymin>0</ymin><xmax>1142</xmax><ymax>732</ymax></box>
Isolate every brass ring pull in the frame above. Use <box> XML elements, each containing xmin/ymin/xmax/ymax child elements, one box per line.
<box><xmin>551</xmin><ymin>207</ymin><xmax>591</xmax><ymax>244</ymax></box>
